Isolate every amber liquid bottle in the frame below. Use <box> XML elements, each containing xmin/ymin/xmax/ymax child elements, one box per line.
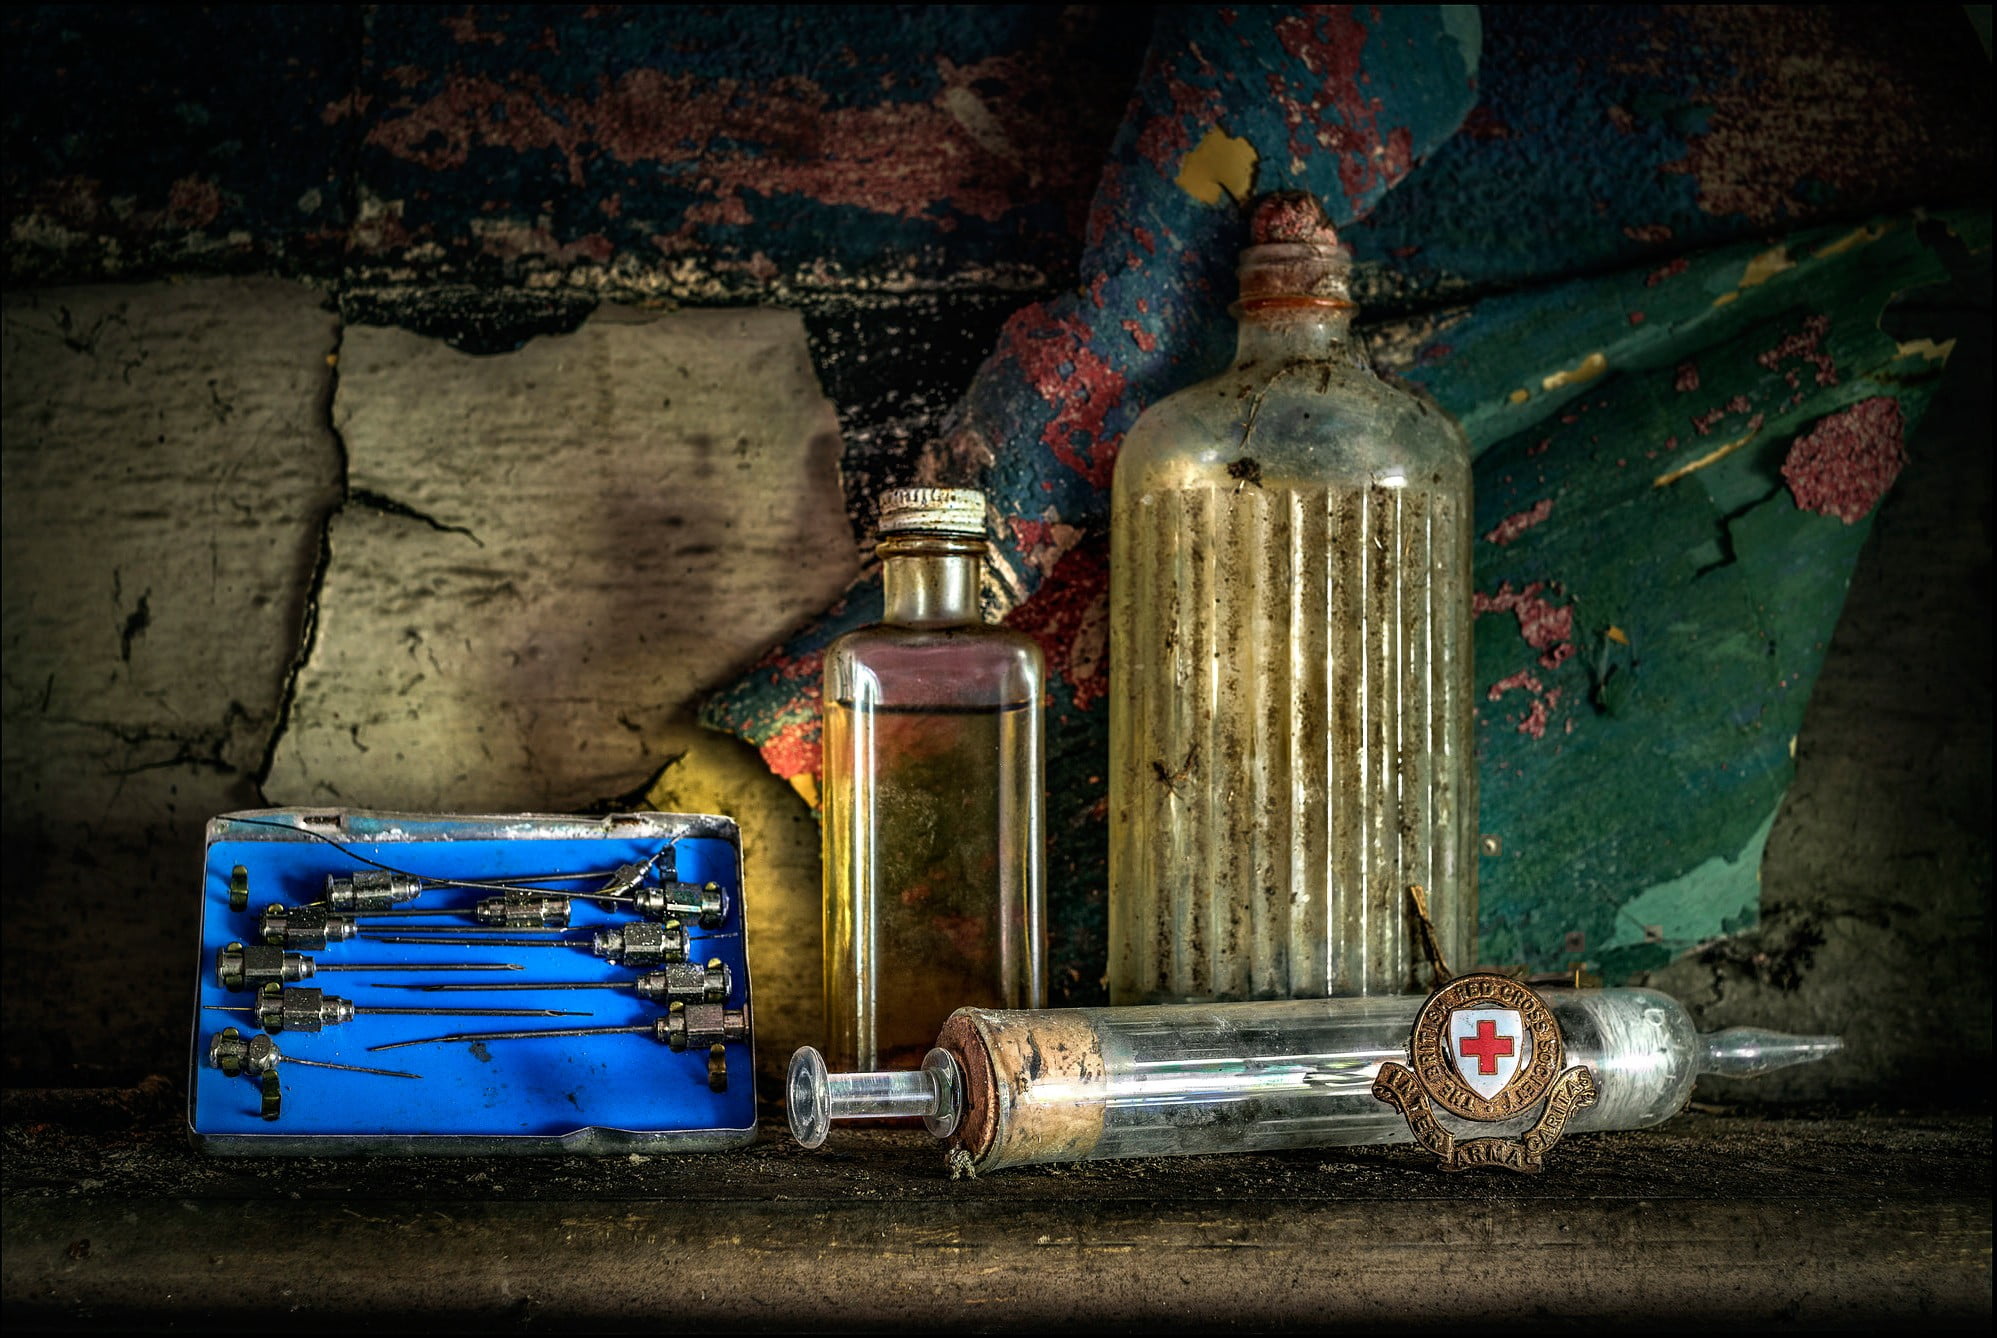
<box><xmin>1108</xmin><ymin>192</ymin><xmax>1477</xmax><ymax>1003</ymax></box>
<box><xmin>821</xmin><ymin>488</ymin><xmax>1047</xmax><ymax>1071</ymax></box>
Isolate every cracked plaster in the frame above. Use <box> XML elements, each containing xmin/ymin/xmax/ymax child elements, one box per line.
<box><xmin>263</xmin><ymin>304</ymin><xmax>858</xmax><ymax>813</ymax></box>
<box><xmin>1</xmin><ymin>279</ymin><xmax>342</xmax><ymax>1080</ymax></box>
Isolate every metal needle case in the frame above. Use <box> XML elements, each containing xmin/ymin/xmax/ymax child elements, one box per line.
<box><xmin>821</xmin><ymin>488</ymin><xmax>1047</xmax><ymax>1071</ymax></box>
<box><xmin>1108</xmin><ymin>192</ymin><xmax>1477</xmax><ymax>1002</ymax></box>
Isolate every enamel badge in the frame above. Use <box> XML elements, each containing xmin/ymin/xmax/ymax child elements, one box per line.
<box><xmin>1372</xmin><ymin>971</ymin><xmax>1599</xmax><ymax>1173</ymax></box>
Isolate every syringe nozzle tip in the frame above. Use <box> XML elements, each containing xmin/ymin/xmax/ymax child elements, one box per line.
<box><xmin>1700</xmin><ymin>1028</ymin><xmax>1843</xmax><ymax>1078</ymax></box>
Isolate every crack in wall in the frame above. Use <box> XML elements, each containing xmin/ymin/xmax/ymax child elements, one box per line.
<box><xmin>347</xmin><ymin>488</ymin><xmax>483</xmax><ymax>546</ymax></box>
<box><xmin>36</xmin><ymin>708</ymin><xmax>253</xmax><ymax>772</ymax></box>
<box><xmin>251</xmin><ymin>314</ymin><xmax>347</xmax><ymax>802</ymax></box>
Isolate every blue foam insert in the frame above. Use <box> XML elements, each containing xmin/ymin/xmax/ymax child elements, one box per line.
<box><xmin>192</xmin><ymin>831</ymin><xmax>754</xmax><ymax>1140</ymax></box>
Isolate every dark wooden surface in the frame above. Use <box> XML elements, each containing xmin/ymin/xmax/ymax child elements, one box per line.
<box><xmin>3</xmin><ymin>1081</ymin><xmax>1988</xmax><ymax>1331</ymax></box>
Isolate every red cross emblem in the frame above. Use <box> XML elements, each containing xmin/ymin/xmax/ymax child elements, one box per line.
<box><xmin>1457</xmin><ymin>1018</ymin><xmax>1515</xmax><ymax>1075</ymax></box>
<box><xmin>1447</xmin><ymin>1006</ymin><xmax>1526</xmax><ymax>1098</ymax></box>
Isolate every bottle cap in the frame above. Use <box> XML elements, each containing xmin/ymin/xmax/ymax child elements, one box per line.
<box><xmin>1237</xmin><ymin>190</ymin><xmax>1352</xmax><ymax>308</ymax></box>
<box><xmin>878</xmin><ymin>487</ymin><xmax>987</xmax><ymax>538</ymax></box>
<box><xmin>1248</xmin><ymin>191</ymin><xmax>1341</xmax><ymax>247</ymax></box>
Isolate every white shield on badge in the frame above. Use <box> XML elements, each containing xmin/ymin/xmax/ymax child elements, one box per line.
<box><xmin>1449</xmin><ymin>1007</ymin><xmax>1528</xmax><ymax>1100</ymax></box>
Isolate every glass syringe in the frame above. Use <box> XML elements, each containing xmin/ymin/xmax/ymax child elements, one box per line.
<box><xmin>786</xmin><ymin>988</ymin><xmax>1840</xmax><ymax>1174</ymax></box>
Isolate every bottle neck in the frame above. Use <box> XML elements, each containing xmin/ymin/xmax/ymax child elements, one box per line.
<box><xmin>1233</xmin><ymin>307</ymin><xmax>1361</xmax><ymax>367</ymax></box>
<box><xmin>878</xmin><ymin>535</ymin><xmax>986</xmax><ymax>627</ymax></box>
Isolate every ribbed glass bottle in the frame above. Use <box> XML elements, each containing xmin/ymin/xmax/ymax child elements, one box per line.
<box><xmin>1107</xmin><ymin>192</ymin><xmax>1476</xmax><ymax>1003</ymax></box>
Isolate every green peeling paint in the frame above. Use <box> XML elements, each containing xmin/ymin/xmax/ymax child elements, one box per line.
<box><xmin>1602</xmin><ymin>804</ymin><xmax>1774</xmax><ymax>956</ymax></box>
<box><xmin>1415</xmin><ymin>209</ymin><xmax>1970</xmax><ymax>980</ymax></box>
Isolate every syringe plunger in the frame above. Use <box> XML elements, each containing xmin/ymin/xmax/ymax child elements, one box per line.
<box><xmin>787</xmin><ymin>1047</ymin><xmax>962</xmax><ymax>1148</ymax></box>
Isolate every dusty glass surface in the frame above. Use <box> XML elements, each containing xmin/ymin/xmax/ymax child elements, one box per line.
<box><xmin>938</xmin><ymin>990</ymin><xmax>1837</xmax><ymax>1172</ymax></box>
<box><xmin>822</xmin><ymin>525</ymin><xmax>1047</xmax><ymax>1071</ymax></box>
<box><xmin>1109</xmin><ymin>206</ymin><xmax>1477</xmax><ymax>1003</ymax></box>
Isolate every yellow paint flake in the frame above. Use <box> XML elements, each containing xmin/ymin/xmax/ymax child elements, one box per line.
<box><xmin>1896</xmin><ymin>337</ymin><xmax>1957</xmax><ymax>363</ymax></box>
<box><xmin>1738</xmin><ymin>245</ymin><xmax>1794</xmax><ymax>288</ymax></box>
<box><xmin>787</xmin><ymin>772</ymin><xmax>821</xmax><ymax>808</ymax></box>
<box><xmin>1606</xmin><ymin>626</ymin><xmax>1630</xmax><ymax>646</ymax></box>
<box><xmin>1652</xmin><ymin>423</ymin><xmax>1762</xmax><ymax>488</ymax></box>
<box><xmin>1540</xmin><ymin>351</ymin><xmax>1607</xmax><ymax>392</ymax></box>
<box><xmin>1508</xmin><ymin>388</ymin><xmax>1530</xmax><ymax>405</ymax></box>
<box><xmin>1815</xmin><ymin>223</ymin><xmax>1889</xmax><ymax>257</ymax></box>
<box><xmin>1711</xmin><ymin>245</ymin><xmax>1795</xmax><ymax>307</ymax></box>
<box><xmin>1176</xmin><ymin>127</ymin><xmax>1259</xmax><ymax>206</ymax></box>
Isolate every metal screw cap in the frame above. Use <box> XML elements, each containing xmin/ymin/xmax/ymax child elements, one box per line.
<box><xmin>877</xmin><ymin>487</ymin><xmax>986</xmax><ymax>538</ymax></box>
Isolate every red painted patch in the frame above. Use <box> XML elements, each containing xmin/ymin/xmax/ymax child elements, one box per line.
<box><xmin>1627</xmin><ymin>310</ymin><xmax>1646</xmax><ymax>326</ymax></box>
<box><xmin>1674</xmin><ymin>361</ymin><xmax>1700</xmax><ymax>393</ymax></box>
<box><xmin>756</xmin><ymin>717</ymin><xmax>822</xmax><ymax>785</ymax></box>
<box><xmin>1655</xmin><ymin>7</ymin><xmax>1981</xmax><ymax>224</ymax></box>
<box><xmin>1135</xmin><ymin>112</ymin><xmax>1193</xmax><ymax>170</ymax></box>
<box><xmin>1781</xmin><ymin>396</ymin><xmax>1906</xmax><ymax>524</ymax></box>
<box><xmin>1003</xmin><ymin>536</ymin><xmax>1110</xmax><ymax>711</ymax></box>
<box><xmin>1756</xmin><ymin>313</ymin><xmax>1837</xmax><ymax>388</ymax></box>
<box><xmin>1483</xmin><ymin>498</ymin><xmax>1554</xmax><ymax>546</ymax></box>
<box><xmin>1488</xmin><ymin>671</ymin><xmax>1563</xmax><ymax>739</ymax></box>
<box><xmin>1269</xmin><ymin>6</ymin><xmax>1415</xmax><ymax>209</ymax></box>
<box><xmin>994</xmin><ymin>304</ymin><xmax>1128</xmax><ymax>491</ymax></box>
<box><xmin>1487</xmin><ymin>670</ymin><xmax>1543</xmax><ymax>701</ymax></box>
<box><xmin>1622</xmin><ymin>223</ymin><xmax>1674</xmax><ymax>244</ymax></box>
<box><xmin>1691</xmin><ymin>394</ymin><xmax>1753</xmax><ymax>437</ymax></box>
<box><xmin>1645</xmin><ymin>256</ymin><xmax>1689</xmax><ymax>287</ymax></box>
<box><xmin>362</xmin><ymin>45</ymin><xmax>1103</xmax><ymax>229</ymax></box>
<box><xmin>1475</xmin><ymin>580</ymin><xmax>1575</xmax><ymax>669</ymax></box>
<box><xmin>1121</xmin><ymin>318</ymin><xmax>1158</xmax><ymax>352</ymax></box>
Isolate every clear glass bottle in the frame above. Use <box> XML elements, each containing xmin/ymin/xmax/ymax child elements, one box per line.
<box><xmin>1108</xmin><ymin>192</ymin><xmax>1477</xmax><ymax>1003</ymax></box>
<box><xmin>821</xmin><ymin>487</ymin><xmax>1047</xmax><ymax>1072</ymax></box>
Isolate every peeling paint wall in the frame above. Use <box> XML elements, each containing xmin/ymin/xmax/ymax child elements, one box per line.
<box><xmin>2</xmin><ymin>6</ymin><xmax>1990</xmax><ymax>1103</ymax></box>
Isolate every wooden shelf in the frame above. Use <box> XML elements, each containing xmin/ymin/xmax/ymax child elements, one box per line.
<box><xmin>3</xmin><ymin>1082</ymin><xmax>1988</xmax><ymax>1330</ymax></box>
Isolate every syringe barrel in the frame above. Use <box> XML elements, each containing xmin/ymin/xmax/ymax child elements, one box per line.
<box><xmin>938</xmin><ymin>988</ymin><xmax>1704</xmax><ymax>1173</ymax></box>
